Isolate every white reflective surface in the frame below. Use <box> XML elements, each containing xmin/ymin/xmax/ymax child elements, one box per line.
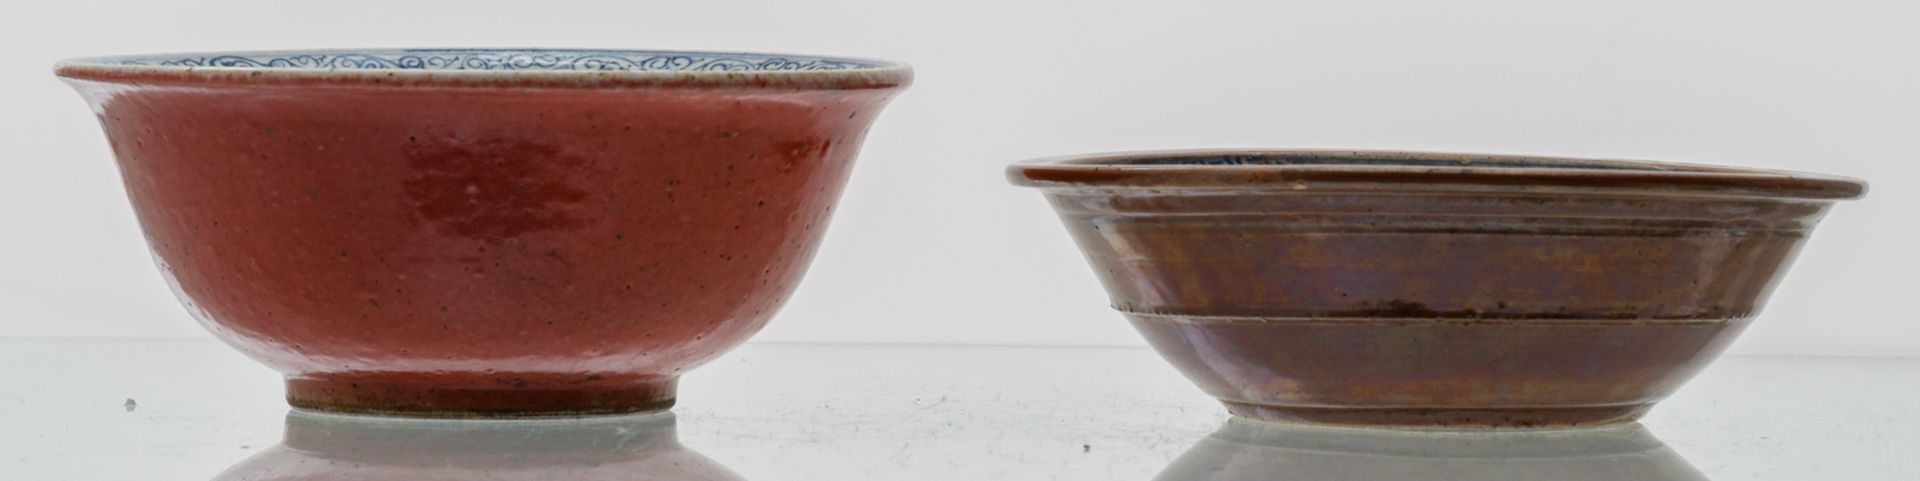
<box><xmin>1</xmin><ymin>339</ymin><xmax>1914</xmax><ymax>480</ymax></box>
<box><xmin>1160</xmin><ymin>420</ymin><xmax>1706</xmax><ymax>481</ymax></box>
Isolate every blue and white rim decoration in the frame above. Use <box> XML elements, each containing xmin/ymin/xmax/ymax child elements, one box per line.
<box><xmin>86</xmin><ymin>49</ymin><xmax>894</xmax><ymax>72</ymax></box>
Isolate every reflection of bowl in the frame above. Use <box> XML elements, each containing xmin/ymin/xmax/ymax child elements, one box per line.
<box><xmin>1156</xmin><ymin>420</ymin><xmax>1706</xmax><ymax>481</ymax></box>
<box><xmin>212</xmin><ymin>411</ymin><xmax>744</xmax><ymax>481</ymax></box>
<box><xmin>57</xmin><ymin>49</ymin><xmax>910</xmax><ymax>417</ymax></box>
<box><xmin>1011</xmin><ymin>150</ymin><xmax>1865</xmax><ymax>427</ymax></box>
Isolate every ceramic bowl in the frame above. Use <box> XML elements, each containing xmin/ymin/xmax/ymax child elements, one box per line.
<box><xmin>58</xmin><ymin>49</ymin><xmax>910</xmax><ymax>417</ymax></box>
<box><xmin>1009</xmin><ymin>150</ymin><xmax>1865</xmax><ymax>427</ymax></box>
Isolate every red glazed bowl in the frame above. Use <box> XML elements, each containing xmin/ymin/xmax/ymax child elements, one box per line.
<box><xmin>1010</xmin><ymin>150</ymin><xmax>1865</xmax><ymax>428</ymax></box>
<box><xmin>58</xmin><ymin>49</ymin><xmax>910</xmax><ymax>417</ymax></box>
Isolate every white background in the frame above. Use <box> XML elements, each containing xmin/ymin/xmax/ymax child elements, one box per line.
<box><xmin>1</xmin><ymin>0</ymin><xmax>1913</xmax><ymax>357</ymax></box>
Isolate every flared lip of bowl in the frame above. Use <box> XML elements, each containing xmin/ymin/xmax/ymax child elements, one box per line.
<box><xmin>1008</xmin><ymin>149</ymin><xmax>1867</xmax><ymax>201</ymax></box>
<box><xmin>53</xmin><ymin>48</ymin><xmax>913</xmax><ymax>91</ymax></box>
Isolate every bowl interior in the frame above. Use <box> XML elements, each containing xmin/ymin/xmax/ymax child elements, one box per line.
<box><xmin>1011</xmin><ymin>150</ymin><xmax>1867</xmax><ymax>200</ymax></box>
<box><xmin>1108</xmin><ymin>152</ymin><xmax>1690</xmax><ymax>171</ymax></box>
<box><xmin>60</xmin><ymin>48</ymin><xmax>899</xmax><ymax>73</ymax></box>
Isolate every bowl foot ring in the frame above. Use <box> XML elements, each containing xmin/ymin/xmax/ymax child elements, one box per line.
<box><xmin>1222</xmin><ymin>401</ymin><xmax>1655</xmax><ymax>429</ymax></box>
<box><xmin>286</xmin><ymin>372</ymin><xmax>678</xmax><ymax>418</ymax></box>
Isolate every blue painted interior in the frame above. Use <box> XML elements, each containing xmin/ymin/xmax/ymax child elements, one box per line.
<box><xmin>87</xmin><ymin>49</ymin><xmax>891</xmax><ymax>72</ymax></box>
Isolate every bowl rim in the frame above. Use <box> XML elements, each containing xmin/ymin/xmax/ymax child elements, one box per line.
<box><xmin>1008</xmin><ymin>149</ymin><xmax>1867</xmax><ymax>200</ymax></box>
<box><xmin>54</xmin><ymin>48</ymin><xmax>912</xmax><ymax>91</ymax></box>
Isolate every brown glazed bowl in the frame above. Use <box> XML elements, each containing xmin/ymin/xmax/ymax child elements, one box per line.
<box><xmin>1010</xmin><ymin>150</ymin><xmax>1865</xmax><ymax>428</ymax></box>
<box><xmin>57</xmin><ymin>49</ymin><xmax>910</xmax><ymax>417</ymax></box>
